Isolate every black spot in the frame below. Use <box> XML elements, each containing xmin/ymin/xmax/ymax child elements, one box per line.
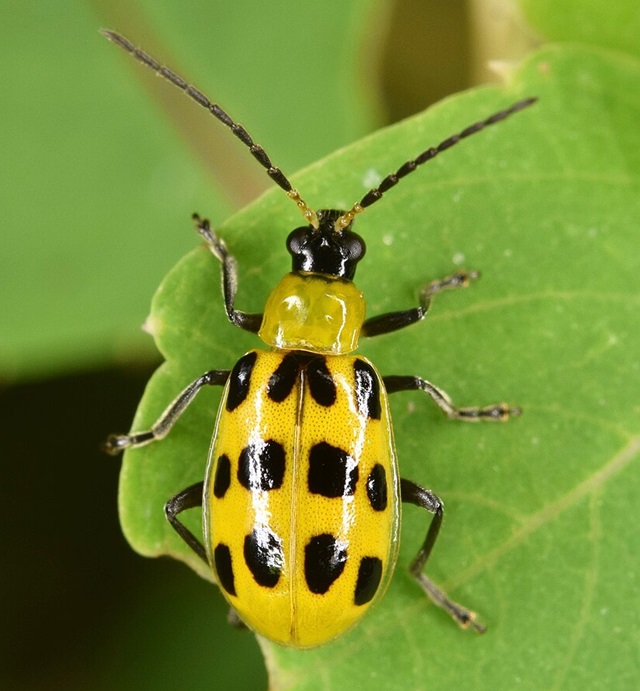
<box><xmin>304</xmin><ymin>534</ymin><xmax>347</xmax><ymax>594</ymax></box>
<box><xmin>354</xmin><ymin>556</ymin><xmax>383</xmax><ymax>606</ymax></box>
<box><xmin>214</xmin><ymin>543</ymin><xmax>236</xmax><ymax>596</ymax></box>
<box><xmin>366</xmin><ymin>464</ymin><xmax>388</xmax><ymax>511</ymax></box>
<box><xmin>244</xmin><ymin>527</ymin><xmax>284</xmax><ymax>588</ymax></box>
<box><xmin>308</xmin><ymin>442</ymin><xmax>358</xmax><ymax>498</ymax></box>
<box><xmin>226</xmin><ymin>351</ymin><xmax>258</xmax><ymax>412</ymax></box>
<box><xmin>307</xmin><ymin>358</ymin><xmax>337</xmax><ymax>407</ymax></box>
<box><xmin>354</xmin><ymin>359</ymin><xmax>381</xmax><ymax>420</ymax></box>
<box><xmin>213</xmin><ymin>454</ymin><xmax>231</xmax><ymax>498</ymax></box>
<box><xmin>267</xmin><ymin>353</ymin><xmax>299</xmax><ymax>402</ymax></box>
<box><xmin>238</xmin><ymin>440</ymin><xmax>285</xmax><ymax>491</ymax></box>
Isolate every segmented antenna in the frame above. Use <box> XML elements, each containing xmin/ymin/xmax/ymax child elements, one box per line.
<box><xmin>334</xmin><ymin>97</ymin><xmax>537</xmax><ymax>231</ymax></box>
<box><xmin>100</xmin><ymin>29</ymin><xmax>319</xmax><ymax>228</ymax></box>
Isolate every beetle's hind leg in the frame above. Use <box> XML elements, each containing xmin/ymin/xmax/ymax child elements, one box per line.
<box><xmin>227</xmin><ymin>607</ymin><xmax>249</xmax><ymax>630</ymax></box>
<box><xmin>166</xmin><ymin>484</ymin><xmax>249</xmax><ymax>631</ymax></box>
<box><xmin>164</xmin><ymin>482</ymin><xmax>208</xmax><ymax>564</ymax></box>
<box><xmin>193</xmin><ymin>213</ymin><xmax>263</xmax><ymax>333</ymax></box>
<box><xmin>401</xmin><ymin>478</ymin><xmax>485</xmax><ymax>633</ymax></box>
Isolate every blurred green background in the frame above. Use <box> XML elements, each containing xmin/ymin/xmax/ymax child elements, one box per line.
<box><xmin>5</xmin><ymin>1</ymin><xmax>639</xmax><ymax>690</ymax></box>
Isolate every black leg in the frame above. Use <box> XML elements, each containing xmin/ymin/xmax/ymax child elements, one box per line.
<box><xmin>193</xmin><ymin>213</ymin><xmax>264</xmax><ymax>333</ymax></box>
<box><xmin>362</xmin><ymin>269</ymin><xmax>478</xmax><ymax>338</ymax></box>
<box><xmin>164</xmin><ymin>482</ymin><xmax>208</xmax><ymax>563</ymax></box>
<box><xmin>401</xmin><ymin>478</ymin><xmax>485</xmax><ymax>633</ymax></box>
<box><xmin>384</xmin><ymin>375</ymin><xmax>521</xmax><ymax>421</ymax></box>
<box><xmin>103</xmin><ymin>369</ymin><xmax>230</xmax><ymax>455</ymax></box>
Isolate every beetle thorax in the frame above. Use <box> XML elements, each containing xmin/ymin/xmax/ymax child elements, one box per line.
<box><xmin>258</xmin><ymin>272</ymin><xmax>365</xmax><ymax>354</ymax></box>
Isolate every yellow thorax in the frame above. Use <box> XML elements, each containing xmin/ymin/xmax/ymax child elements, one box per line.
<box><xmin>259</xmin><ymin>272</ymin><xmax>365</xmax><ymax>354</ymax></box>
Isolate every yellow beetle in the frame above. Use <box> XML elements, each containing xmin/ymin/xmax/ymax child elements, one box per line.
<box><xmin>103</xmin><ymin>30</ymin><xmax>532</xmax><ymax>648</ymax></box>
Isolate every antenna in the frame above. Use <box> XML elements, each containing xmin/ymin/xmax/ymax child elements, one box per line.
<box><xmin>334</xmin><ymin>97</ymin><xmax>537</xmax><ymax>231</ymax></box>
<box><xmin>100</xmin><ymin>29</ymin><xmax>319</xmax><ymax>228</ymax></box>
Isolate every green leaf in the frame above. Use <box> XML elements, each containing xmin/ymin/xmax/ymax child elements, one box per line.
<box><xmin>519</xmin><ymin>0</ymin><xmax>640</xmax><ymax>59</ymax></box>
<box><xmin>118</xmin><ymin>40</ymin><xmax>640</xmax><ymax>690</ymax></box>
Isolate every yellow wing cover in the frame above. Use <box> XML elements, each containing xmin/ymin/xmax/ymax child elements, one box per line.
<box><xmin>204</xmin><ymin>349</ymin><xmax>400</xmax><ymax>647</ymax></box>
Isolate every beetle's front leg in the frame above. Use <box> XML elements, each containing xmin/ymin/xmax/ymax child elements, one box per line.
<box><xmin>193</xmin><ymin>213</ymin><xmax>264</xmax><ymax>333</ymax></box>
<box><xmin>103</xmin><ymin>369</ymin><xmax>230</xmax><ymax>455</ymax></box>
<box><xmin>361</xmin><ymin>269</ymin><xmax>479</xmax><ymax>338</ymax></box>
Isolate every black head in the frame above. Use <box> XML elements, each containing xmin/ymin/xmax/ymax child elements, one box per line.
<box><xmin>286</xmin><ymin>209</ymin><xmax>366</xmax><ymax>281</ymax></box>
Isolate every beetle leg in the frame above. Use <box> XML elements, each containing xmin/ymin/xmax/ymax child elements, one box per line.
<box><xmin>361</xmin><ymin>269</ymin><xmax>479</xmax><ymax>337</ymax></box>
<box><xmin>103</xmin><ymin>369</ymin><xmax>230</xmax><ymax>455</ymax></box>
<box><xmin>384</xmin><ymin>375</ymin><xmax>521</xmax><ymax>421</ymax></box>
<box><xmin>227</xmin><ymin>607</ymin><xmax>248</xmax><ymax>630</ymax></box>
<box><xmin>193</xmin><ymin>213</ymin><xmax>264</xmax><ymax>333</ymax></box>
<box><xmin>164</xmin><ymin>482</ymin><xmax>208</xmax><ymax>563</ymax></box>
<box><xmin>401</xmin><ymin>478</ymin><xmax>485</xmax><ymax>633</ymax></box>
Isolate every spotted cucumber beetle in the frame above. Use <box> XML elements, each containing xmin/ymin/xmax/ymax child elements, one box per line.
<box><xmin>103</xmin><ymin>29</ymin><xmax>534</xmax><ymax>648</ymax></box>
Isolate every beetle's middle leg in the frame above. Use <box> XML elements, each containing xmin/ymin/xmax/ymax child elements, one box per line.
<box><xmin>104</xmin><ymin>369</ymin><xmax>230</xmax><ymax>455</ymax></box>
<box><xmin>384</xmin><ymin>375</ymin><xmax>521</xmax><ymax>421</ymax></box>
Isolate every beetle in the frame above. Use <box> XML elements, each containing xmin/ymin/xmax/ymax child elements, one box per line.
<box><xmin>102</xmin><ymin>29</ymin><xmax>533</xmax><ymax>648</ymax></box>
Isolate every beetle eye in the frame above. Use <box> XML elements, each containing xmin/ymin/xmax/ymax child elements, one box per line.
<box><xmin>286</xmin><ymin>226</ymin><xmax>308</xmax><ymax>257</ymax></box>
